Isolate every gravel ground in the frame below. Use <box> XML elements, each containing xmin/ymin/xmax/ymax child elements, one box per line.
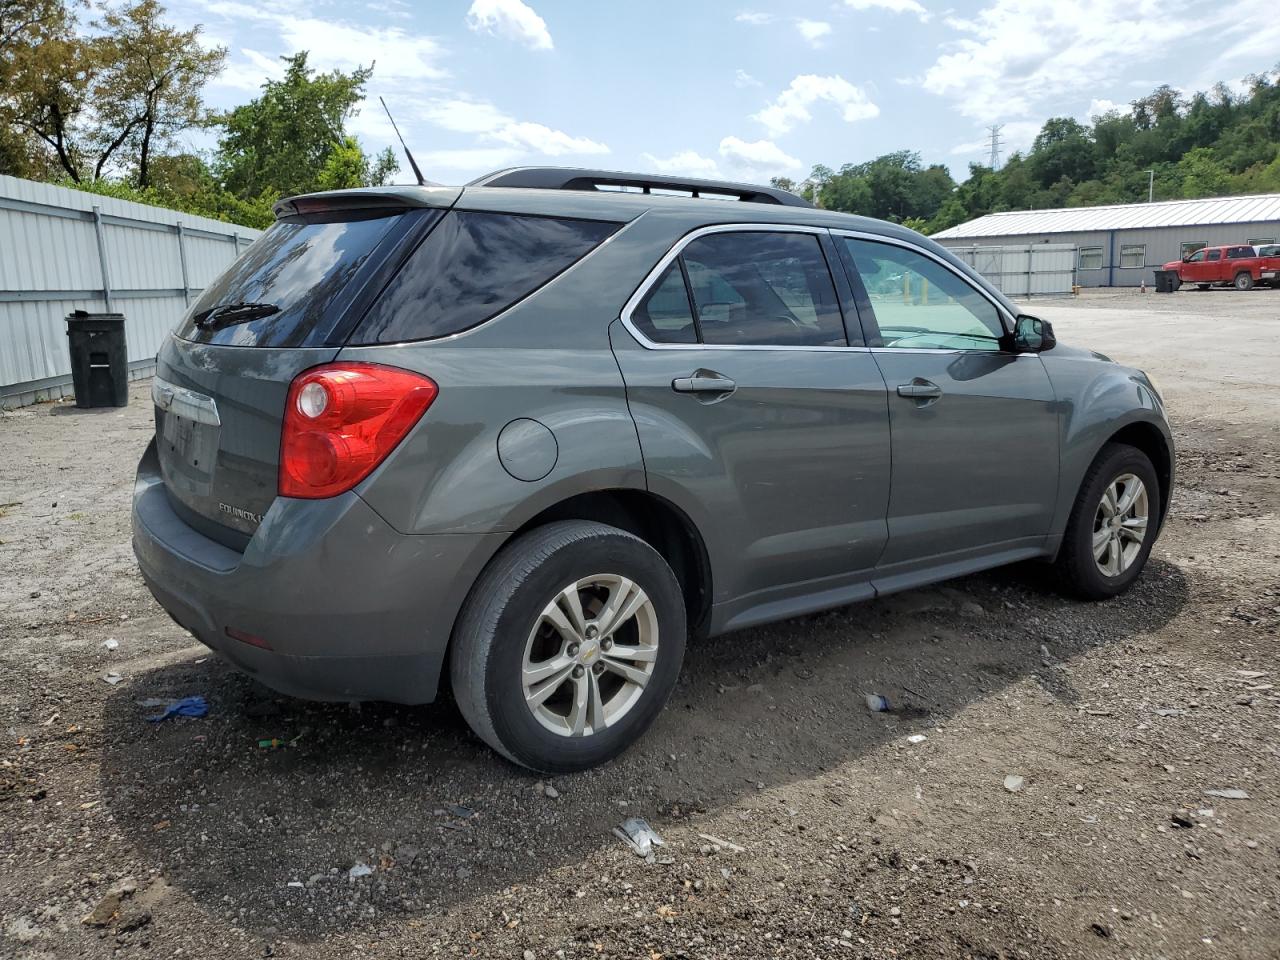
<box><xmin>1</xmin><ymin>287</ymin><xmax>1278</xmax><ymax>959</ymax></box>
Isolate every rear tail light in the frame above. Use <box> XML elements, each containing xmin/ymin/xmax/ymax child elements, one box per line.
<box><xmin>280</xmin><ymin>362</ymin><xmax>437</xmax><ymax>499</ymax></box>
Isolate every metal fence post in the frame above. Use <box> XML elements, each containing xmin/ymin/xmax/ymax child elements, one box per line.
<box><xmin>92</xmin><ymin>205</ymin><xmax>113</xmax><ymax>312</ymax></box>
<box><xmin>176</xmin><ymin>221</ymin><xmax>191</xmax><ymax>306</ymax></box>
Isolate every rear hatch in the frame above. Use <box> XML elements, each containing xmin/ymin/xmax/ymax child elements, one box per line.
<box><xmin>153</xmin><ymin>188</ymin><xmax>457</xmax><ymax>549</ymax></box>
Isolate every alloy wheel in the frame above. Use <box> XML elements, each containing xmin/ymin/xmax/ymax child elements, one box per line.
<box><xmin>1092</xmin><ymin>473</ymin><xmax>1149</xmax><ymax>577</ymax></box>
<box><xmin>521</xmin><ymin>575</ymin><xmax>660</xmax><ymax>737</ymax></box>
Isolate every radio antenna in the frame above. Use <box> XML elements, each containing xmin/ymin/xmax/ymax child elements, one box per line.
<box><xmin>380</xmin><ymin>96</ymin><xmax>426</xmax><ymax>186</ymax></box>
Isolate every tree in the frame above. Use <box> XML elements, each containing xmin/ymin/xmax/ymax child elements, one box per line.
<box><xmin>1029</xmin><ymin>117</ymin><xmax>1095</xmax><ymax>188</ymax></box>
<box><xmin>217</xmin><ymin>52</ymin><xmax>393</xmax><ymax>200</ymax></box>
<box><xmin>92</xmin><ymin>0</ymin><xmax>226</xmax><ymax>186</ymax></box>
<box><xmin>316</xmin><ymin>135</ymin><xmax>398</xmax><ymax>191</ymax></box>
<box><xmin>0</xmin><ymin>0</ymin><xmax>224</xmax><ymax>183</ymax></box>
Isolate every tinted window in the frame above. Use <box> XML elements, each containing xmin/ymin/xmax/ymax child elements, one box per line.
<box><xmin>177</xmin><ymin>213</ymin><xmax>404</xmax><ymax>347</ymax></box>
<box><xmin>1185</xmin><ymin>249</ymin><xmax>1206</xmax><ymax>263</ymax></box>
<box><xmin>1259</xmin><ymin>244</ymin><xmax>1280</xmax><ymax>257</ymax></box>
<box><xmin>1227</xmin><ymin>245</ymin><xmax>1255</xmax><ymax>259</ymax></box>
<box><xmin>353</xmin><ymin>211</ymin><xmax>617</xmax><ymax>343</ymax></box>
<box><xmin>679</xmin><ymin>232</ymin><xmax>845</xmax><ymax>346</ymax></box>
<box><xmin>1206</xmin><ymin>249</ymin><xmax>1221</xmax><ymax>261</ymax></box>
<box><xmin>842</xmin><ymin>237</ymin><xmax>1004</xmax><ymax>351</ymax></box>
<box><xmin>632</xmin><ymin>263</ymin><xmax>697</xmax><ymax>344</ymax></box>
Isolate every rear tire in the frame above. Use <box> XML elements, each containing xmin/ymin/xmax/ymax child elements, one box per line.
<box><xmin>1054</xmin><ymin>443</ymin><xmax>1161</xmax><ymax>601</ymax></box>
<box><xmin>1234</xmin><ymin>272</ymin><xmax>1255</xmax><ymax>291</ymax></box>
<box><xmin>450</xmin><ymin>520</ymin><xmax>686</xmax><ymax>773</ymax></box>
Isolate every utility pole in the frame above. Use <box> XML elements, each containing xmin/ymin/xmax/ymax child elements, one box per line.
<box><xmin>1146</xmin><ymin>169</ymin><xmax>1154</xmax><ymax>202</ymax></box>
<box><xmin>987</xmin><ymin>124</ymin><xmax>1004</xmax><ymax>170</ymax></box>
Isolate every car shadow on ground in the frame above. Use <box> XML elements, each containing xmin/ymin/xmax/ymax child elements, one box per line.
<box><xmin>99</xmin><ymin>558</ymin><xmax>1189</xmax><ymax>942</ymax></box>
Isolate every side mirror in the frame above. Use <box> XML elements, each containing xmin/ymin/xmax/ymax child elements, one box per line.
<box><xmin>1004</xmin><ymin>314</ymin><xmax>1056</xmax><ymax>353</ymax></box>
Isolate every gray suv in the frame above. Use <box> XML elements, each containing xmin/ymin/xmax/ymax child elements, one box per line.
<box><xmin>132</xmin><ymin>167</ymin><xmax>1173</xmax><ymax>772</ymax></box>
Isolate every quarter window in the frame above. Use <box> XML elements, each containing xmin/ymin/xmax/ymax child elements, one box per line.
<box><xmin>1079</xmin><ymin>246</ymin><xmax>1103</xmax><ymax>270</ymax></box>
<box><xmin>840</xmin><ymin>237</ymin><xmax>1004</xmax><ymax>351</ymax></box>
<box><xmin>1119</xmin><ymin>244</ymin><xmax>1146</xmax><ymax>268</ymax></box>
<box><xmin>632</xmin><ymin>263</ymin><xmax>697</xmax><ymax>344</ymax></box>
<box><xmin>352</xmin><ymin>211</ymin><xmax>618</xmax><ymax>343</ymax></box>
<box><xmin>678</xmin><ymin>232</ymin><xmax>846</xmax><ymax>347</ymax></box>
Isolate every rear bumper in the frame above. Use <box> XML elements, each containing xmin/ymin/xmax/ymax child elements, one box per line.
<box><xmin>132</xmin><ymin>440</ymin><xmax>503</xmax><ymax>703</ymax></box>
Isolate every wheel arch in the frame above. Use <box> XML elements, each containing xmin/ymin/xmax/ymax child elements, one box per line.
<box><xmin>1104</xmin><ymin>420</ymin><xmax>1173</xmax><ymax>524</ymax></box>
<box><xmin>506</xmin><ymin>489</ymin><xmax>714</xmax><ymax>639</ymax></box>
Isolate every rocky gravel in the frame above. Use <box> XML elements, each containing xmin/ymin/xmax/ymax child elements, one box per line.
<box><xmin>1</xmin><ymin>288</ymin><xmax>1278</xmax><ymax>959</ymax></box>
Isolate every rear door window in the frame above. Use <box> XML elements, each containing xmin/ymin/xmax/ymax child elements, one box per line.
<box><xmin>679</xmin><ymin>232</ymin><xmax>846</xmax><ymax>347</ymax></box>
<box><xmin>351</xmin><ymin>211</ymin><xmax>618</xmax><ymax>343</ymax></box>
<box><xmin>176</xmin><ymin>212</ymin><xmax>406</xmax><ymax>347</ymax></box>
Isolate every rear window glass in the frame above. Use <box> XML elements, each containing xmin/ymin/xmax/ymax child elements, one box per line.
<box><xmin>351</xmin><ymin>211</ymin><xmax>618</xmax><ymax>344</ymax></box>
<box><xmin>176</xmin><ymin>212</ymin><xmax>404</xmax><ymax>347</ymax></box>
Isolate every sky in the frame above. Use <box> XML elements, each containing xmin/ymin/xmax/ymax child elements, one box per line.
<box><xmin>163</xmin><ymin>0</ymin><xmax>1280</xmax><ymax>187</ymax></box>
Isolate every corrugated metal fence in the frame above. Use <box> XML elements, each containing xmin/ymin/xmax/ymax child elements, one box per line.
<box><xmin>946</xmin><ymin>242</ymin><xmax>1078</xmax><ymax>298</ymax></box>
<box><xmin>0</xmin><ymin>174</ymin><xmax>261</xmax><ymax>406</ymax></box>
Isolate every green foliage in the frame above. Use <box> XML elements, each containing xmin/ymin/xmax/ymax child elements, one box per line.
<box><xmin>804</xmin><ymin>66</ymin><xmax>1280</xmax><ymax>235</ymax></box>
<box><xmin>216</xmin><ymin>52</ymin><xmax>395</xmax><ymax>200</ymax></box>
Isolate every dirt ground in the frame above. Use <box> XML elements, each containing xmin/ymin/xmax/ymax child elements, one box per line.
<box><xmin>1</xmin><ymin>286</ymin><xmax>1277</xmax><ymax>960</ymax></box>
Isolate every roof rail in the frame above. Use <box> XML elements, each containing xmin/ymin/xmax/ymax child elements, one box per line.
<box><xmin>468</xmin><ymin>166</ymin><xmax>814</xmax><ymax>208</ymax></box>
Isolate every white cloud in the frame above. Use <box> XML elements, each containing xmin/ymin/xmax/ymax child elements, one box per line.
<box><xmin>465</xmin><ymin>0</ymin><xmax>553</xmax><ymax>51</ymax></box>
<box><xmin>278</xmin><ymin>18</ymin><xmax>448</xmax><ymax>80</ymax></box>
<box><xmin>1088</xmin><ymin>97</ymin><xmax>1129</xmax><ymax>118</ymax></box>
<box><xmin>419</xmin><ymin>97</ymin><xmax>608</xmax><ymax>157</ymax></box>
<box><xmin>201</xmin><ymin>5</ymin><xmax>449</xmax><ymax>87</ymax></box>
<box><xmin>918</xmin><ymin>0</ymin><xmax>1184</xmax><ymax>123</ymax></box>
<box><xmin>734</xmin><ymin>69</ymin><xmax>761</xmax><ymax>88</ymax></box>
<box><xmin>494</xmin><ymin>121</ymin><xmax>608</xmax><ymax>155</ymax></box>
<box><xmin>422</xmin><ymin>98</ymin><xmax>514</xmax><ymax>134</ymax></box>
<box><xmin>752</xmin><ymin>75</ymin><xmax>879</xmax><ymax>137</ymax></box>
<box><xmin>641</xmin><ymin>150</ymin><xmax>722</xmax><ymax>178</ymax></box>
<box><xmin>796</xmin><ymin>19</ymin><xmax>832</xmax><ymax>45</ymax></box>
<box><xmin>419</xmin><ymin>147</ymin><xmax>524</xmax><ymax>173</ymax></box>
<box><xmin>842</xmin><ymin>0</ymin><xmax>931</xmax><ymax>21</ymax></box>
<box><xmin>718</xmin><ymin>136</ymin><xmax>802</xmax><ymax>174</ymax></box>
<box><xmin>735</xmin><ymin>11</ymin><xmax>775</xmax><ymax>24</ymax></box>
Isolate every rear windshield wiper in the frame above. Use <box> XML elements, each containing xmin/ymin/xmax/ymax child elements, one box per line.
<box><xmin>193</xmin><ymin>301</ymin><xmax>281</xmax><ymax>331</ymax></box>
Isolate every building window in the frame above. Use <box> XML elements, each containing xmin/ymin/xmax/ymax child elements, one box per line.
<box><xmin>1078</xmin><ymin>246</ymin><xmax>1103</xmax><ymax>270</ymax></box>
<box><xmin>1119</xmin><ymin>244</ymin><xmax>1146</xmax><ymax>268</ymax></box>
<box><xmin>1180</xmin><ymin>241</ymin><xmax>1207</xmax><ymax>259</ymax></box>
<box><xmin>1247</xmin><ymin>238</ymin><xmax>1275</xmax><ymax>245</ymax></box>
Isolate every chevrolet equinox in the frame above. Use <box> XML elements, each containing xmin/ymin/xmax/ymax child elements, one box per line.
<box><xmin>132</xmin><ymin>167</ymin><xmax>1173</xmax><ymax>772</ymax></box>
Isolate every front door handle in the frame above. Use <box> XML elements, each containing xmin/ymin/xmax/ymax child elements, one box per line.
<box><xmin>672</xmin><ymin>372</ymin><xmax>736</xmax><ymax>395</ymax></box>
<box><xmin>897</xmin><ymin>379</ymin><xmax>942</xmax><ymax>400</ymax></box>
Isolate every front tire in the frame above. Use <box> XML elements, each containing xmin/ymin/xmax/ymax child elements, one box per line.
<box><xmin>1054</xmin><ymin>443</ymin><xmax>1161</xmax><ymax>600</ymax></box>
<box><xmin>450</xmin><ymin>520</ymin><xmax>686</xmax><ymax>773</ymax></box>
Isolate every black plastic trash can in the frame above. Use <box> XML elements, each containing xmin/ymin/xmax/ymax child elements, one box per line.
<box><xmin>1153</xmin><ymin>269</ymin><xmax>1178</xmax><ymax>294</ymax></box>
<box><xmin>66</xmin><ymin>310</ymin><xmax>128</xmax><ymax>408</ymax></box>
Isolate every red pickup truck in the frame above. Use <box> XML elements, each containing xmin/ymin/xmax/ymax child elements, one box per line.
<box><xmin>1162</xmin><ymin>244</ymin><xmax>1280</xmax><ymax>290</ymax></box>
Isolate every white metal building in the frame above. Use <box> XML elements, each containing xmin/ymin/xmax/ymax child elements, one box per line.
<box><xmin>0</xmin><ymin>175</ymin><xmax>260</xmax><ymax>407</ymax></box>
<box><xmin>933</xmin><ymin>193</ymin><xmax>1280</xmax><ymax>288</ymax></box>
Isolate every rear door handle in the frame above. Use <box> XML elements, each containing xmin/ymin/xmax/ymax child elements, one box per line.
<box><xmin>897</xmin><ymin>379</ymin><xmax>942</xmax><ymax>400</ymax></box>
<box><xmin>672</xmin><ymin>373</ymin><xmax>736</xmax><ymax>395</ymax></box>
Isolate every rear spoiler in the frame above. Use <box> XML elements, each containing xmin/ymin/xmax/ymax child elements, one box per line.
<box><xmin>273</xmin><ymin>186</ymin><xmax>461</xmax><ymax>220</ymax></box>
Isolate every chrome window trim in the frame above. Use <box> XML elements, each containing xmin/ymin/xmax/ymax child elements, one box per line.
<box><xmin>618</xmin><ymin>222</ymin><xmax>855</xmax><ymax>352</ymax></box>
<box><xmin>619</xmin><ymin>223</ymin><xmax>1023</xmax><ymax>354</ymax></box>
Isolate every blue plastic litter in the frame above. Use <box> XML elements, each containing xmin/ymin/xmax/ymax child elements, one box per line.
<box><xmin>146</xmin><ymin>696</ymin><xmax>208</xmax><ymax>722</ymax></box>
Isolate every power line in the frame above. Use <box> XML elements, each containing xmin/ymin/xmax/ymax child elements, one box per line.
<box><xmin>987</xmin><ymin>124</ymin><xmax>1004</xmax><ymax>170</ymax></box>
